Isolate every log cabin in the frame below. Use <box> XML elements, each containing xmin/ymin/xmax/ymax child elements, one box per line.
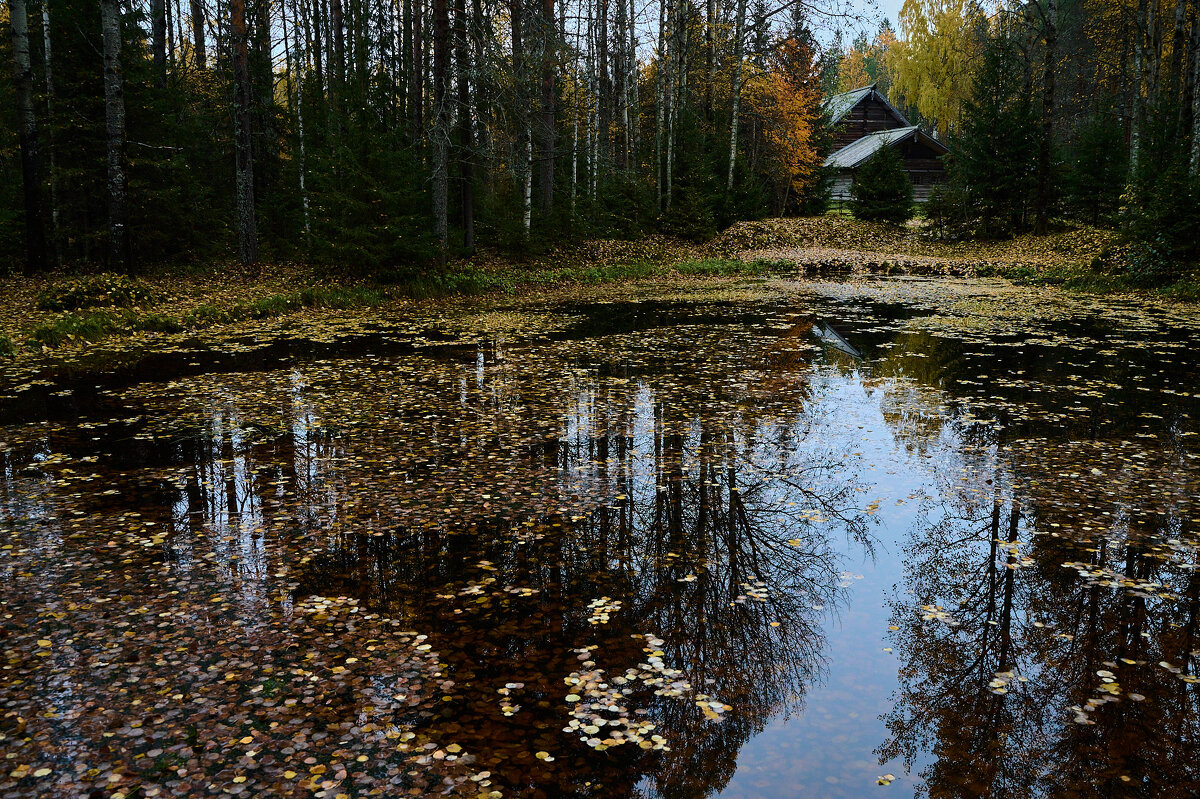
<box><xmin>822</xmin><ymin>84</ymin><xmax>949</xmax><ymax>203</ymax></box>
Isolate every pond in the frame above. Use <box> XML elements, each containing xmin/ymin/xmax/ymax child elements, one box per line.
<box><xmin>1</xmin><ymin>276</ymin><xmax>1198</xmax><ymax>798</ymax></box>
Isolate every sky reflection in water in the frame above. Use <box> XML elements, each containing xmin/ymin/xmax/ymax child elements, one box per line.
<box><xmin>1</xmin><ymin>278</ymin><xmax>1198</xmax><ymax>798</ymax></box>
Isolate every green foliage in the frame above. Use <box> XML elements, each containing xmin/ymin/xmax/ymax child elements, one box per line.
<box><xmin>305</xmin><ymin>133</ymin><xmax>437</xmax><ymax>270</ymax></box>
<box><xmin>27</xmin><ymin>310</ymin><xmax>126</xmax><ymax>347</ymax></box>
<box><xmin>1116</xmin><ymin>112</ymin><xmax>1200</xmax><ymax>286</ymax></box>
<box><xmin>0</xmin><ymin>334</ymin><xmax>15</xmax><ymax>358</ymax></box>
<box><xmin>925</xmin><ymin>32</ymin><xmax>1037</xmax><ymax>239</ymax></box>
<box><xmin>849</xmin><ymin>145</ymin><xmax>913</xmax><ymax>223</ymax></box>
<box><xmin>1063</xmin><ymin>112</ymin><xmax>1127</xmax><ymax>226</ymax></box>
<box><xmin>36</xmin><ymin>273</ymin><xmax>155</xmax><ymax>311</ymax></box>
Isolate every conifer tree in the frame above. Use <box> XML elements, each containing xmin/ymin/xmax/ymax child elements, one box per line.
<box><xmin>849</xmin><ymin>145</ymin><xmax>913</xmax><ymax>223</ymax></box>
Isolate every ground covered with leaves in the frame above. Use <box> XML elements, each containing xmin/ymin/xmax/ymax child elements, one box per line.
<box><xmin>3</xmin><ymin>216</ymin><xmax>1191</xmax><ymax>369</ymax></box>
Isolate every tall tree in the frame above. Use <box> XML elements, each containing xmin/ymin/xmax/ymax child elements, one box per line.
<box><xmin>727</xmin><ymin>0</ymin><xmax>748</xmax><ymax>191</ymax></box>
<box><xmin>1032</xmin><ymin>0</ymin><xmax>1057</xmax><ymax>233</ymax></box>
<box><xmin>100</xmin><ymin>0</ymin><xmax>129</xmax><ymax>270</ymax></box>
<box><xmin>538</xmin><ymin>0</ymin><xmax>555</xmax><ymax>212</ymax></box>
<box><xmin>152</xmin><ymin>0</ymin><xmax>168</xmax><ymax>85</ymax></box>
<box><xmin>230</xmin><ymin>0</ymin><xmax>258</xmax><ymax>265</ymax></box>
<box><xmin>191</xmin><ymin>0</ymin><xmax>207</xmax><ymax>69</ymax></box>
<box><xmin>432</xmin><ymin>0</ymin><xmax>449</xmax><ymax>262</ymax></box>
<box><xmin>41</xmin><ymin>0</ymin><xmax>61</xmax><ymax>267</ymax></box>
<box><xmin>512</xmin><ymin>0</ymin><xmax>531</xmax><ymax>237</ymax></box>
<box><xmin>8</xmin><ymin>0</ymin><xmax>45</xmax><ymax>273</ymax></box>
<box><xmin>453</xmin><ymin>0</ymin><xmax>475</xmax><ymax>250</ymax></box>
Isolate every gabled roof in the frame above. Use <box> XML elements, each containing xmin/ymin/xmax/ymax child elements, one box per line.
<box><xmin>822</xmin><ymin>85</ymin><xmax>874</xmax><ymax>125</ymax></box>
<box><xmin>823</xmin><ymin>125</ymin><xmax>948</xmax><ymax>169</ymax></box>
<box><xmin>822</xmin><ymin>83</ymin><xmax>912</xmax><ymax>128</ymax></box>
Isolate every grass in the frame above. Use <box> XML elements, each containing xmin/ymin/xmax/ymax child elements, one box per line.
<box><xmin>5</xmin><ymin>260</ymin><xmax>797</xmax><ymax>359</ymax></box>
<box><xmin>981</xmin><ymin>259</ymin><xmax>1200</xmax><ymax>301</ymax></box>
<box><xmin>16</xmin><ymin>285</ymin><xmax>390</xmax><ymax>356</ymax></box>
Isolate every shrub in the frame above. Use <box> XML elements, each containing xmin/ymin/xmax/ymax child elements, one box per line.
<box><xmin>36</xmin><ymin>274</ymin><xmax>154</xmax><ymax>311</ymax></box>
<box><xmin>849</xmin><ymin>146</ymin><xmax>914</xmax><ymax>223</ymax></box>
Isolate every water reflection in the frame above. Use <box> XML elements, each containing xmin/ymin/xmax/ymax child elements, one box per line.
<box><xmin>2</xmin><ymin>280</ymin><xmax>1199</xmax><ymax>798</ymax></box>
<box><xmin>0</xmin><ymin>299</ymin><xmax>879</xmax><ymax>798</ymax></box>
<box><xmin>877</xmin><ymin>378</ymin><xmax>1200</xmax><ymax>797</ymax></box>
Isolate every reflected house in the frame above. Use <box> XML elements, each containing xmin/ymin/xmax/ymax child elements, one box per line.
<box><xmin>823</xmin><ymin>84</ymin><xmax>949</xmax><ymax>202</ymax></box>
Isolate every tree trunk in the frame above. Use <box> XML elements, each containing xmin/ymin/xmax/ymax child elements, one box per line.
<box><xmin>597</xmin><ymin>0</ymin><xmax>609</xmax><ymax>161</ymax></box>
<box><xmin>1034</xmin><ymin>0</ymin><xmax>1057</xmax><ymax>234</ymax></box>
<box><xmin>471</xmin><ymin>0</ymin><xmax>489</xmax><ymax>157</ymax></box>
<box><xmin>310</xmin><ymin>0</ymin><xmax>323</xmax><ymax>94</ymax></box>
<box><xmin>41</xmin><ymin>0</ymin><xmax>61</xmax><ymax>267</ymax></box>
<box><xmin>1129</xmin><ymin>0</ymin><xmax>1148</xmax><ymax>180</ymax></box>
<box><xmin>1191</xmin><ymin>9</ymin><xmax>1200</xmax><ymax>175</ymax></box>
<box><xmin>726</xmin><ymin>0</ymin><xmax>747</xmax><ymax>192</ymax></box>
<box><xmin>191</xmin><ymin>0</ymin><xmax>207</xmax><ymax>69</ymax></box>
<box><xmin>166</xmin><ymin>0</ymin><xmax>176</xmax><ymax>64</ymax></box>
<box><xmin>230</xmin><ymin>0</ymin><xmax>259</xmax><ymax>266</ymax></box>
<box><xmin>538</xmin><ymin>0</ymin><xmax>555</xmax><ymax>212</ymax></box>
<box><xmin>101</xmin><ymin>0</ymin><xmax>129</xmax><ymax>270</ymax></box>
<box><xmin>706</xmin><ymin>0</ymin><xmax>715</xmax><ymax>116</ymax></box>
<box><xmin>9</xmin><ymin>0</ymin><xmax>45</xmax><ymax>273</ymax></box>
<box><xmin>152</xmin><ymin>0</ymin><xmax>168</xmax><ymax>85</ymax></box>
<box><xmin>627</xmin><ymin>0</ymin><xmax>637</xmax><ymax>161</ymax></box>
<box><xmin>512</xmin><ymin>0</ymin><xmax>530</xmax><ymax>237</ymax></box>
<box><xmin>283</xmin><ymin>0</ymin><xmax>310</xmax><ymax>233</ymax></box>
<box><xmin>432</xmin><ymin>0</ymin><xmax>449</xmax><ymax>264</ymax></box>
<box><xmin>411</xmin><ymin>0</ymin><xmax>423</xmax><ymax>147</ymax></box>
<box><xmin>331</xmin><ymin>0</ymin><xmax>345</xmax><ymax>92</ymax></box>
<box><xmin>1168</xmin><ymin>0</ymin><xmax>1187</xmax><ymax>105</ymax></box>
<box><xmin>453</xmin><ymin>0</ymin><xmax>475</xmax><ymax>250</ymax></box>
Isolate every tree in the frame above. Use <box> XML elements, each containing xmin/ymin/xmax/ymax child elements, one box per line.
<box><xmin>849</xmin><ymin>144</ymin><xmax>913</xmax><ymax>223</ymax></box>
<box><xmin>432</xmin><ymin>0</ymin><xmax>449</xmax><ymax>263</ymax></box>
<box><xmin>100</xmin><ymin>0</ymin><xmax>130</xmax><ymax>270</ymax></box>
<box><xmin>745</xmin><ymin>36</ymin><xmax>824</xmax><ymax>213</ymax></box>
<box><xmin>7</xmin><ymin>0</ymin><xmax>45</xmax><ymax>273</ymax></box>
<box><xmin>453</xmin><ymin>0</ymin><xmax>475</xmax><ymax>251</ymax></box>
<box><xmin>887</xmin><ymin>0</ymin><xmax>983</xmax><ymax>137</ymax></box>
<box><xmin>230</xmin><ymin>0</ymin><xmax>257</xmax><ymax>266</ymax></box>
<box><xmin>928</xmin><ymin>31</ymin><xmax>1037</xmax><ymax>238</ymax></box>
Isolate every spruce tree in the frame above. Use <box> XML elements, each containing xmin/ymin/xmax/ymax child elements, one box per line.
<box><xmin>936</xmin><ymin>32</ymin><xmax>1038</xmax><ymax>238</ymax></box>
<box><xmin>850</xmin><ymin>145</ymin><xmax>913</xmax><ymax>223</ymax></box>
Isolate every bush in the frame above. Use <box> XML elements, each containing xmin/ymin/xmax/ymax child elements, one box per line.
<box><xmin>36</xmin><ymin>274</ymin><xmax>155</xmax><ymax>311</ymax></box>
<box><xmin>849</xmin><ymin>146</ymin><xmax>914</xmax><ymax>223</ymax></box>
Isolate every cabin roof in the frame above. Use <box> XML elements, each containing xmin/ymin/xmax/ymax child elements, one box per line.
<box><xmin>823</xmin><ymin>125</ymin><xmax>948</xmax><ymax>169</ymax></box>
<box><xmin>822</xmin><ymin>83</ymin><xmax>912</xmax><ymax>127</ymax></box>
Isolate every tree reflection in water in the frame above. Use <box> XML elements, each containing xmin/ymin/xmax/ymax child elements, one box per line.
<box><xmin>878</xmin><ymin>400</ymin><xmax>1200</xmax><ymax>799</ymax></box>
<box><xmin>283</xmin><ymin>332</ymin><xmax>875</xmax><ymax>797</ymax></box>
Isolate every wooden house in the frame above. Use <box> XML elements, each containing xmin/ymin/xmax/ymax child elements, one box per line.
<box><xmin>822</xmin><ymin>84</ymin><xmax>949</xmax><ymax>202</ymax></box>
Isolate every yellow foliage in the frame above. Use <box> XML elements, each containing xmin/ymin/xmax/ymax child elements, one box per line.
<box><xmin>745</xmin><ymin>38</ymin><xmax>823</xmax><ymax>198</ymax></box>
<box><xmin>888</xmin><ymin>0</ymin><xmax>984</xmax><ymax>137</ymax></box>
<box><xmin>838</xmin><ymin>49</ymin><xmax>872</xmax><ymax>93</ymax></box>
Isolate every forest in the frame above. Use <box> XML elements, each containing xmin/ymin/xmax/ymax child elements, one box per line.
<box><xmin>2</xmin><ymin>0</ymin><xmax>1199</xmax><ymax>281</ymax></box>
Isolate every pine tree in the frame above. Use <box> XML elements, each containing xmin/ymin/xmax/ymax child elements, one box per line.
<box><xmin>849</xmin><ymin>145</ymin><xmax>913</xmax><ymax>223</ymax></box>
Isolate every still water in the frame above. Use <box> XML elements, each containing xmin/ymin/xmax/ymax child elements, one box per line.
<box><xmin>1</xmin><ymin>277</ymin><xmax>1198</xmax><ymax>798</ymax></box>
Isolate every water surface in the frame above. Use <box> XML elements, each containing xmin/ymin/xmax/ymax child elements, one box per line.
<box><xmin>2</xmin><ymin>277</ymin><xmax>1198</xmax><ymax>798</ymax></box>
